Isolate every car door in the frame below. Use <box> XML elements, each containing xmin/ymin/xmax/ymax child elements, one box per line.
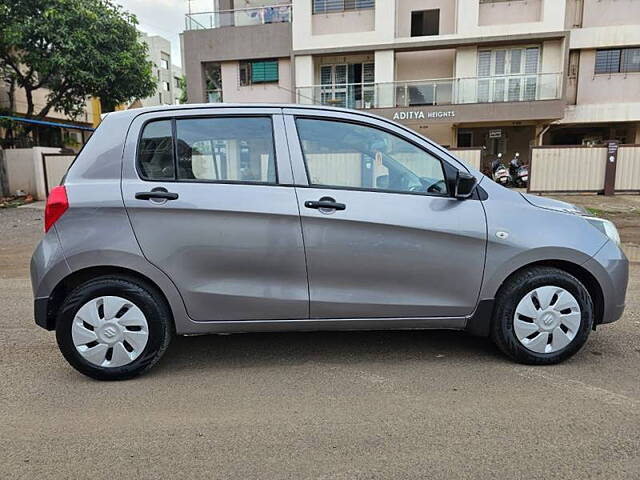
<box><xmin>284</xmin><ymin>109</ymin><xmax>487</xmax><ymax>319</ymax></box>
<box><xmin>121</xmin><ymin>108</ymin><xmax>309</xmax><ymax>321</ymax></box>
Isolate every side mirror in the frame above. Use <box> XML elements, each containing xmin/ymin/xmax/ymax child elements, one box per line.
<box><xmin>454</xmin><ymin>171</ymin><xmax>477</xmax><ymax>199</ymax></box>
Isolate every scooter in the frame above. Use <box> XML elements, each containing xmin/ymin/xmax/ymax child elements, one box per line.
<box><xmin>491</xmin><ymin>153</ymin><xmax>511</xmax><ymax>186</ymax></box>
<box><xmin>508</xmin><ymin>152</ymin><xmax>529</xmax><ymax>188</ymax></box>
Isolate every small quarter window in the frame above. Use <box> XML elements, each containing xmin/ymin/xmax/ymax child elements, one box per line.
<box><xmin>138</xmin><ymin>120</ymin><xmax>175</xmax><ymax>180</ymax></box>
<box><xmin>175</xmin><ymin>117</ymin><xmax>276</xmax><ymax>183</ymax></box>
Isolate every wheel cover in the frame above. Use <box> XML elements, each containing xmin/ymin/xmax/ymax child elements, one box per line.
<box><xmin>513</xmin><ymin>286</ymin><xmax>581</xmax><ymax>354</ymax></box>
<box><xmin>71</xmin><ymin>296</ymin><xmax>149</xmax><ymax>368</ymax></box>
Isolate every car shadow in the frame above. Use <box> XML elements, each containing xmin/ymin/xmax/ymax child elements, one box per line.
<box><xmin>153</xmin><ymin>329</ymin><xmax>503</xmax><ymax>375</ymax></box>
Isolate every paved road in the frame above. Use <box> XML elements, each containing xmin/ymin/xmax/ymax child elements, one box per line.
<box><xmin>1</xmin><ymin>206</ymin><xmax>639</xmax><ymax>479</ymax></box>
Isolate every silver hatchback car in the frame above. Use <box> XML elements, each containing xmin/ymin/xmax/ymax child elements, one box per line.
<box><xmin>31</xmin><ymin>104</ymin><xmax>628</xmax><ymax>380</ymax></box>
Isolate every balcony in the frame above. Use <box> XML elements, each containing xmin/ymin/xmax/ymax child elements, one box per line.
<box><xmin>296</xmin><ymin>73</ymin><xmax>562</xmax><ymax>109</ymax></box>
<box><xmin>185</xmin><ymin>4</ymin><xmax>291</xmax><ymax>31</ymax></box>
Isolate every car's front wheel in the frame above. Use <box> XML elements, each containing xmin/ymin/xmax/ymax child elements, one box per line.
<box><xmin>491</xmin><ymin>266</ymin><xmax>594</xmax><ymax>364</ymax></box>
<box><xmin>56</xmin><ymin>276</ymin><xmax>172</xmax><ymax>380</ymax></box>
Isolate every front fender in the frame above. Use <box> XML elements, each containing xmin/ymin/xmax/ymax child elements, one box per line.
<box><xmin>479</xmin><ymin>245</ymin><xmax>605</xmax><ymax>300</ymax></box>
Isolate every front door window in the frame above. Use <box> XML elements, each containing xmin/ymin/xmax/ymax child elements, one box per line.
<box><xmin>296</xmin><ymin>118</ymin><xmax>447</xmax><ymax>195</ymax></box>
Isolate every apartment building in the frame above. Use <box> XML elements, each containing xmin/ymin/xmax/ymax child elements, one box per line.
<box><xmin>139</xmin><ymin>32</ymin><xmax>184</xmax><ymax>107</ymax></box>
<box><xmin>181</xmin><ymin>0</ymin><xmax>640</xmax><ymax>165</ymax></box>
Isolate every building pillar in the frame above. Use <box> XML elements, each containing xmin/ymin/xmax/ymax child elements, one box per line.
<box><xmin>295</xmin><ymin>55</ymin><xmax>314</xmax><ymax>104</ymax></box>
<box><xmin>375</xmin><ymin>50</ymin><xmax>395</xmax><ymax>108</ymax></box>
<box><xmin>454</xmin><ymin>47</ymin><xmax>476</xmax><ymax>104</ymax></box>
<box><xmin>185</xmin><ymin>61</ymin><xmax>208</xmax><ymax>104</ymax></box>
<box><xmin>455</xmin><ymin>0</ymin><xmax>479</xmax><ymax>34</ymax></box>
<box><xmin>604</xmin><ymin>141</ymin><xmax>619</xmax><ymax>196</ymax></box>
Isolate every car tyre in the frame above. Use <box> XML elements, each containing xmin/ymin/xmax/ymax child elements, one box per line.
<box><xmin>56</xmin><ymin>276</ymin><xmax>172</xmax><ymax>380</ymax></box>
<box><xmin>491</xmin><ymin>266</ymin><xmax>593</xmax><ymax>365</ymax></box>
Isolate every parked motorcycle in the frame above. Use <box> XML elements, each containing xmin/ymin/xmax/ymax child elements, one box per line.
<box><xmin>508</xmin><ymin>152</ymin><xmax>529</xmax><ymax>188</ymax></box>
<box><xmin>491</xmin><ymin>153</ymin><xmax>511</xmax><ymax>186</ymax></box>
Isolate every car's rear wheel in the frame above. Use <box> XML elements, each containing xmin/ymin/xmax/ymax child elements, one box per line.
<box><xmin>491</xmin><ymin>266</ymin><xmax>593</xmax><ymax>364</ymax></box>
<box><xmin>56</xmin><ymin>276</ymin><xmax>172</xmax><ymax>380</ymax></box>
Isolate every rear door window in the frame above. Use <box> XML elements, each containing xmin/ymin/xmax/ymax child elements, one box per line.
<box><xmin>175</xmin><ymin>117</ymin><xmax>277</xmax><ymax>183</ymax></box>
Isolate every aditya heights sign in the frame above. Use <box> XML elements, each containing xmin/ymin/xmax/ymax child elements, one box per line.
<box><xmin>392</xmin><ymin>110</ymin><xmax>456</xmax><ymax>121</ymax></box>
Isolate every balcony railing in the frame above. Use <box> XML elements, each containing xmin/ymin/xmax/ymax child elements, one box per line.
<box><xmin>185</xmin><ymin>4</ymin><xmax>291</xmax><ymax>31</ymax></box>
<box><xmin>296</xmin><ymin>73</ymin><xmax>562</xmax><ymax>109</ymax></box>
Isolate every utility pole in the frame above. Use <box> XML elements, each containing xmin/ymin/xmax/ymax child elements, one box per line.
<box><xmin>0</xmin><ymin>148</ymin><xmax>9</xmax><ymax>198</ymax></box>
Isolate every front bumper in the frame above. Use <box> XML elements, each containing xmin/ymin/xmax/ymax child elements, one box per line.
<box><xmin>583</xmin><ymin>240</ymin><xmax>629</xmax><ymax>325</ymax></box>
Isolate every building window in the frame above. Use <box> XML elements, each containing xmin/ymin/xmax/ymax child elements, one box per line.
<box><xmin>411</xmin><ymin>9</ymin><xmax>439</xmax><ymax>37</ymax></box>
<box><xmin>595</xmin><ymin>48</ymin><xmax>640</xmax><ymax>74</ymax></box>
<box><xmin>477</xmin><ymin>46</ymin><xmax>540</xmax><ymax>103</ymax></box>
<box><xmin>239</xmin><ymin>60</ymin><xmax>279</xmax><ymax>86</ymax></box>
<box><xmin>162</xmin><ymin>81</ymin><xmax>170</xmax><ymax>91</ymax></box>
<box><xmin>312</xmin><ymin>0</ymin><xmax>374</xmax><ymax>14</ymax></box>
<box><xmin>160</xmin><ymin>58</ymin><xmax>169</xmax><ymax>70</ymax></box>
<box><xmin>205</xmin><ymin>63</ymin><xmax>223</xmax><ymax>102</ymax></box>
<box><xmin>174</xmin><ymin>77</ymin><xmax>180</xmax><ymax>88</ymax></box>
<box><xmin>457</xmin><ymin>131</ymin><xmax>473</xmax><ymax>148</ymax></box>
<box><xmin>318</xmin><ymin>62</ymin><xmax>375</xmax><ymax>109</ymax></box>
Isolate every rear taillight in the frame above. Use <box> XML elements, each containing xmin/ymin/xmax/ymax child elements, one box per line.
<box><xmin>44</xmin><ymin>185</ymin><xmax>69</xmax><ymax>233</ymax></box>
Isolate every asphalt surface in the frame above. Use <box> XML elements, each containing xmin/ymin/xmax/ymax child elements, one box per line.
<box><xmin>1</xmin><ymin>204</ymin><xmax>639</xmax><ymax>479</ymax></box>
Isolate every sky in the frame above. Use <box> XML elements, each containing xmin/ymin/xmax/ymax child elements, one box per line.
<box><xmin>115</xmin><ymin>0</ymin><xmax>213</xmax><ymax>67</ymax></box>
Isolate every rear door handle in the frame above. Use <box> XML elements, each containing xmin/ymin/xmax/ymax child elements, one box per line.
<box><xmin>135</xmin><ymin>187</ymin><xmax>179</xmax><ymax>201</ymax></box>
<box><xmin>304</xmin><ymin>197</ymin><xmax>346</xmax><ymax>211</ymax></box>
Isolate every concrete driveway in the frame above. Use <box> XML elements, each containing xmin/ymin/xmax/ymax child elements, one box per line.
<box><xmin>1</xmin><ymin>204</ymin><xmax>639</xmax><ymax>479</ymax></box>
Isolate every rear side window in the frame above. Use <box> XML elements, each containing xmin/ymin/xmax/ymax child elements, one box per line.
<box><xmin>176</xmin><ymin>117</ymin><xmax>276</xmax><ymax>183</ymax></box>
<box><xmin>138</xmin><ymin>120</ymin><xmax>175</xmax><ymax>180</ymax></box>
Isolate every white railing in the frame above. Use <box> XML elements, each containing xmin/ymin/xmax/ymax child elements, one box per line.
<box><xmin>185</xmin><ymin>4</ymin><xmax>291</xmax><ymax>31</ymax></box>
<box><xmin>296</xmin><ymin>73</ymin><xmax>562</xmax><ymax>109</ymax></box>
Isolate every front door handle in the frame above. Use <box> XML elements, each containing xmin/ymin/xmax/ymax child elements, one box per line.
<box><xmin>135</xmin><ymin>187</ymin><xmax>179</xmax><ymax>201</ymax></box>
<box><xmin>304</xmin><ymin>196</ymin><xmax>346</xmax><ymax>211</ymax></box>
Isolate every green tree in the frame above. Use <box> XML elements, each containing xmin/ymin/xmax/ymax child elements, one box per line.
<box><xmin>178</xmin><ymin>75</ymin><xmax>188</xmax><ymax>104</ymax></box>
<box><xmin>0</xmin><ymin>0</ymin><xmax>156</xmax><ymax>122</ymax></box>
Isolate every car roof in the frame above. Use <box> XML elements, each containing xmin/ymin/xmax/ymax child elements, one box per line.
<box><xmin>103</xmin><ymin>103</ymin><xmax>390</xmax><ymax>124</ymax></box>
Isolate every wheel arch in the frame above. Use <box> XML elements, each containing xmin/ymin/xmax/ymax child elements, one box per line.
<box><xmin>468</xmin><ymin>259</ymin><xmax>604</xmax><ymax>336</ymax></box>
<box><xmin>46</xmin><ymin>266</ymin><xmax>176</xmax><ymax>331</ymax></box>
<box><xmin>499</xmin><ymin>260</ymin><xmax>604</xmax><ymax>325</ymax></box>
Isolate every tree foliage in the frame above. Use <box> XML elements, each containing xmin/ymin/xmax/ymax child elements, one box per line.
<box><xmin>178</xmin><ymin>75</ymin><xmax>187</xmax><ymax>104</ymax></box>
<box><xmin>0</xmin><ymin>0</ymin><xmax>157</xmax><ymax>119</ymax></box>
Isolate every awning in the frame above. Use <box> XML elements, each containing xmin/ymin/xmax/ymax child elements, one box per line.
<box><xmin>0</xmin><ymin>115</ymin><xmax>95</xmax><ymax>132</ymax></box>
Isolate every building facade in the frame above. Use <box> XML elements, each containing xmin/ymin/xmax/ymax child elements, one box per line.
<box><xmin>181</xmin><ymin>0</ymin><xmax>640</xmax><ymax>166</ymax></box>
<box><xmin>0</xmin><ymin>82</ymin><xmax>95</xmax><ymax>150</ymax></box>
<box><xmin>139</xmin><ymin>32</ymin><xmax>184</xmax><ymax>107</ymax></box>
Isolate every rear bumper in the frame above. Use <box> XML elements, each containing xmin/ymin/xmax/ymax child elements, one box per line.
<box><xmin>34</xmin><ymin>297</ymin><xmax>54</xmax><ymax>330</ymax></box>
<box><xmin>31</xmin><ymin>227</ymin><xmax>71</xmax><ymax>331</ymax></box>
